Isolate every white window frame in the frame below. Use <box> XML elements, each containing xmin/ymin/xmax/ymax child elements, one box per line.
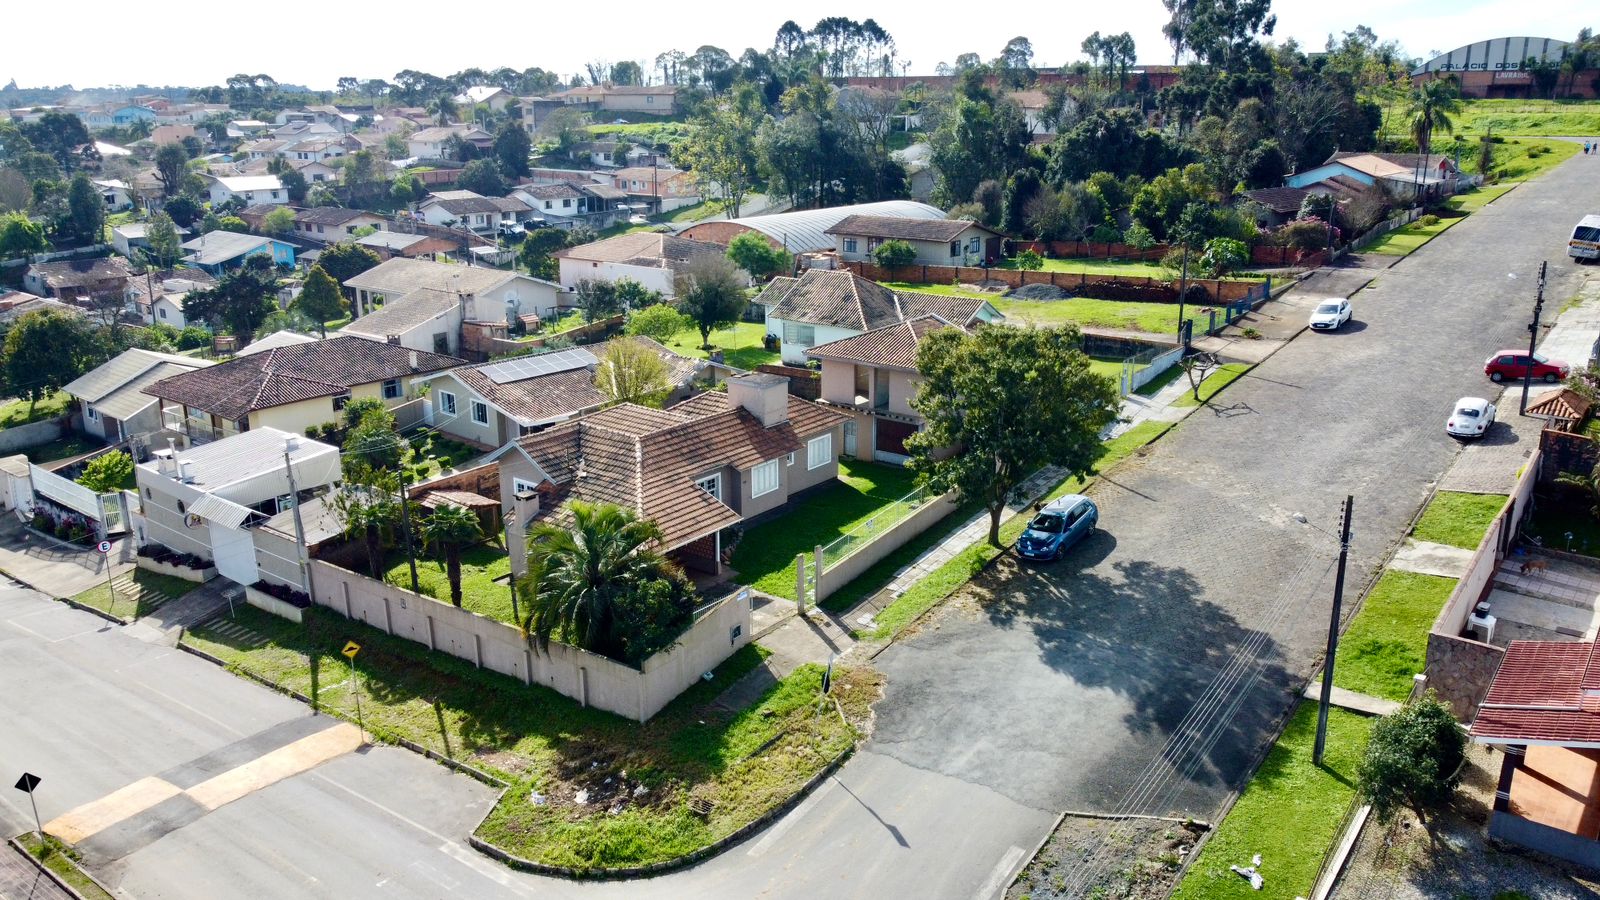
<box><xmin>694</xmin><ymin>473</ymin><xmax>721</xmax><ymax>501</ymax></box>
<box><xmin>438</xmin><ymin>390</ymin><xmax>457</xmax><ymax>415</ymax></box>
<box><xmin>843</xmin><ymin>238</ymin><xmax>858</xmax><ymax>253</ymax></box>
<box><xmin>807</xmin><ymin>433</ymin><xmax>832</xmax><ymax>470</ymax></box>
<box><xmin>751</xmin><ymin>459</ymin><xmax>779</xmax><ymax>498</ymax></box>
<box><xmin>85</xmin><ymin>404</ymin><xmax>99</xmax><ymax>422</ymax></box>
<box><xmin>381</xmin><ymin>378</ymin><xmax>401</xmax><ymax>399</ymax></box>
<box><xmin>470</xmin><ymin>400</ymin><xmax>490</xmax><ymax>425</ymax></box>
<box><xmin>786</xmin><ymin>451</ymin><xmax>795</xmax><ymax>466</ymax></box>
<box><xmin>512</xmin><ymin>477</ymin><xmax>538</xmax><ymax>496</ymax></box>
<box><xmin>782</xmin><ymin>321</ymin><xmax>816</xmax><ymax>347</ymax></box>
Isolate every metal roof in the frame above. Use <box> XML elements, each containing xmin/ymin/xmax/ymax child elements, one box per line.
<box><xmin>679</xmin><ymin>200</ymin><xmax>946</xmax><ymax>252</ymax></box>
<box><xmin>1412</xmin><ymin>36</ymin><xmax>1571</xmax><ymax>75</ymax></box>
<box><xmin>64</xmin><ymin>348</ymin><xmax>210</xmax><ymax>407</ymax></box>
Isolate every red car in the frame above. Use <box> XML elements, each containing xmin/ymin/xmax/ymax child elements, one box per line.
<box><xmin>1484</xmin><ymin>350</ymin><xmax>1570</xmax><ymax>384</ymax></box>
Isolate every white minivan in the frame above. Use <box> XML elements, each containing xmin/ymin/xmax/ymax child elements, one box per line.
<box><xmin>1569</xmin><ymin>215</ymin><xmax>1600</xmax><ymax>261</ymax></box>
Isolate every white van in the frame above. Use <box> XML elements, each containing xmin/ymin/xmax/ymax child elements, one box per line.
<box><xmin>1569</xmin><ymin>215</ymin><xmax>1600</xmax><ymax>261</ymax></box>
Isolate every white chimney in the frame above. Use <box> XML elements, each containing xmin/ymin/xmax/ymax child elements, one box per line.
<box><xmin>409</xmin><ymin>350</ymin><xmax>420</xmax><ymax>369</ymax></box>
<box><xmin>285</xmin><ymin>435</ymin><xmax>301</xmax><ymax>453</ymax></box>
<box><xmin>726</xmin><ymin>373</ymin><xmax>790</xmax><ymax>428</ymax></box>
<box><xmin>154</xmin><ymin>448</ymin><xmax>175</xmax><ymax>477</ymax></box>
<box><xmin>178</xmin><ymin>459</ymin><xmax>196</xmax><ymax>483</ymax></box>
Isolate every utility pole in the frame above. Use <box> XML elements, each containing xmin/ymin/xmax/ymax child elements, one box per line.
<box><xmin>1175</xmin><ymin>243</ymin><xmax>1192</xmax><ymax>353</ymax></box>
<box><xmin>285</xmin><ymin>441</ymin><xmax>316</xmax><ymax>602</ymax></box>
<box><xmin>1520</xmin><ymin>260</ymin><xmax>1549</xmax><ymax>416</ymax></box>
<box><xmin>502</xmin><ymin>512</ymin><xmax>521</xmax><ymax>627</ymax></box>
<box><xmin>397</xmin><ymin>470</ymin><xmax>420</xmax><ymax>594</ymax></box>
<box><xmin>1314</xmin><ymin>495</ymin><xmax>1354</xmax><ymax>766</ymax></box>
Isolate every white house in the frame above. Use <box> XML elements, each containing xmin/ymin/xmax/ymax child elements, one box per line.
<box><xmin>406</xmin><ymin>125</ymin><xmax>492</xmax><ymax>160</ymax></box>
<box><xmin>825</xmin><ymin>215</ymin><xmax>1003</xmax><ymax>267</ymax></box>
<box><xmin>555</xmin><ymin>232</ymin><xmax>732</xmax><ymax>297</ymax></box>
<box><xmin>416</xmin><ymin>191</ymin><xmax>532</xmax><ymax>235</ymax></box>
<box><xmin>63</xmin><ymin>348</ymin><xmax>213</xmax><ymax>444</ymax></box>
<box><xmin>93</xmin><ymin>179</ymin><xmax>133</xmax><ymax>211</ymax></box>
<box><xmin>341</xmin><ymin>257</ymin><xmax>563</xmax><ymax>355</ymax></box>
<box><xmin>455</xmin><ymin>86</ymin><xmax>513</xmax><ymax>112</ymax></box>
<box><xmin>204</xmin><ymin>174</ymin><xmax>286</xmax><ymax>207</ymax></box>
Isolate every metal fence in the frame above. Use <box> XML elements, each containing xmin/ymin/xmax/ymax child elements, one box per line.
<box><xmin>1120</xmin><ymin>345</ymin><xmax>1184</xmax><ymax>397</ymax></box>
<box><xmin>818</xmin><ymin>484</ymin><xmax>936</xmax><ymax>570</ymax></box>
<box><xmin>1200</xmin><ymin>279</ymin><xmax>1274</xmax><ymax>336</ymax></box>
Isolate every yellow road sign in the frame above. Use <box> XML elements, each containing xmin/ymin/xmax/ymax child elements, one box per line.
<box><xmin>341</xmin><ymin>641</ymin><xmax>360</xmax><ymax>659</ymax></box>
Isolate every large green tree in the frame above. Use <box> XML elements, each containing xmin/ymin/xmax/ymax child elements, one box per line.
<box><xmin>67</xmin><ymin>174</ymin><xmax>105</xmax><ymax>244</ymax></box>
<box><xmin>420</xmin><ymin>503</ymin><xmax>484</xmax><ymax>608</ymax></box>
<box><xmin>522</xmin><ymin>501</ymin><xmax>695</xmax><ymax>665</ymax></box>
<box><xmin>153</xmin><ymin>142</ymin><xmax>190</xmax><ymax>198</ymax></box>
<box><xmin>182</xmin><ymin>255</ymin><xmax>279</xmax><ymax>345</ymax></box>
<box><xmin>316</xmin><ymin>241</ymin><xmax>381</xmax><ymax>288</ymax></box>
<box><xmin>0</xmin><ymin>212</ymin><xmax>47</xmax><ymax>260</ymax></box>
<box><xmin>726</xmin><ymin>231</ymin><xmax>790</xmax><ymax>280</ymax></box>
<box><xmin>673</xmin><ymin>255</ymin><xmax>747</xmax><ymax>349</ymax></box>
<box><xmin>144</xmin><ymin>212</ymin><xmax>182</xmax><ymax>269</ymax></box>
<box><xmin>457</xmin><ymin>158</ymin><xmax>507</xmax><ymax>197</ymax></box>
<box><xmin>294</xmin><ymin>265</ymin><xmax>346</xmax><ymax>336</ymax></box>
<box><xmin>493</xmin><ymin>122</ymin><xmax>532</xmax><ymax>178</ymax></box>
<box><xmin>1406</xmin><ymin>78</ymin><xmax>1462</xmax><ymax>159</ymax></box>
<box><xmin>518</xmin><ymin>227</ymin><xmax>568</xmax><ymax>280</ymax></box>
<box><xmin>3</xmin><ymin>309</ymin><xmax>106</xmax><ymax>405</ymax></box>
<box><xmin>907</xmin><ymin>325</ymin><xmax>1120</xmax><ymax>546</ymax></box>
<box><xmin>1358</xmin><ymin>694</ymin><xmax>1467</xmax><ymax>833</ymax></box>
<box><xmin>675</xmin><ymin>83</ymin><xmax>763</xmax><ymax>217</ymax></box>
<box><xmin>333</xmin><ymin>474</ymin><xmax>400</xmax><ymax>579</ymax></box>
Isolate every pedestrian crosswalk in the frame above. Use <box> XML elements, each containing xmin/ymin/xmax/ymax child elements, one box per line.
<box><xmin>201</xmin><ymin>615</ymin><xmax>268</xmax><ymax>648</ymax></box>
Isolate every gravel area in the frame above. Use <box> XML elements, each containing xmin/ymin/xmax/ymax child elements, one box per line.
<box><xmin>1008</xmin><ymin>815</ymin><xmax>1207</xmax><ymax>900</ymax></box>
<box><xmin>1007</xmin><ymin>284</ymin><xmax>1072</xmax><ymax>301</ymax></box>
<box><xmin>1331</xmin><ymin>743</ymin><xmax>1600</xmax><ymax>900</ymax></box>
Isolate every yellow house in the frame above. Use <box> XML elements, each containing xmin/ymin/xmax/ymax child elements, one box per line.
<box><xmin>144</xmin><ymin>334</ymin><xmax>463</xmax><ymax>445</ymax></box>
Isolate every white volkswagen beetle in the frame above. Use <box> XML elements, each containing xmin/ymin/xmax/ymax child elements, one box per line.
<box><xmin>1446</xmin><ymin>397</ymin><xmax>1496</xmax><ymax>440</ymax></box>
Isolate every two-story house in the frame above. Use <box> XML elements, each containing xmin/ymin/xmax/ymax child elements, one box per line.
<box><xmin>144</xmin><ymin>334</ymin><xmax>463</xmax><ymax>445</ymax></box>
<box><xmin>510</xmin><ymin>182</ymin><xmax>630</xmax><ymax>231</ymax></box>
<box><xmin>806</xmin><ymin>314</ymin><xmax>971</xmax><ymax>464</ymax></box>
<box><xmin>761</xmin><ymin>268</ymin><xmax>1003</xmax><ymax>366</ymax></box>
<box><xmin>826</xmin><ymin>214</ymin><xmax>1003</xmax><ymax>268</ymax></box>
<box><xmin>341</xmin><ymin>257</ymin><xmax>562</xmax><ymax>356</ymax></box>
<box><xmin>491</xmin><ymin>372</ymin><xmax>845</xmax><ymax>576</ymax></box>
<box><xmin>21</xmin><ymin>257</ymin><xmax>133</xmax><ymax>306</ymax></box>
<box><xmin>555</xmin><ymin>231</ymin><xmax>733</xmax><ymax>297</ymax></box>
<box><xmin>416</xmin><ymin>191</ymin><xmax>533</xmax><ymax>235</ymax></box>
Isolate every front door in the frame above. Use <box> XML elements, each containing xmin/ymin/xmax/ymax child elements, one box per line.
<box><xmin>843</xmin><ymin>420</ymin><xmax>858</xmax><ymax>457</ymax></box>
<box><xmin>875</xmin><ymin>419</ymin><xmax>917</xmax><ymax>460</ymax></box>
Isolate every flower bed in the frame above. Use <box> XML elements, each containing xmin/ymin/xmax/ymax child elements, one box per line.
<box><xmin>29</xmin><ymin>509</ymin><xmax>95</xmax><ymax>545</ymax></box>
<box><xmin>245</xmin><ymin>581</ymin><xmax>310</xmax><ymax>623</ymax></box>
<box><xmin>135</xmin><ymin>544</ymin><xmax>217</xmax><ymax>582</ymax></box>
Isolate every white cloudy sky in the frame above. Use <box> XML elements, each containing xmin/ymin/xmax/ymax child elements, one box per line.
<box><xmin>6</xmin><ymin>0</ymin><xmax>1594</xmax><ymax>90</ymax></box>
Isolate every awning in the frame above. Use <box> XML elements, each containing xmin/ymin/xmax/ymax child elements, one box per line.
<box><xmin>187</xmin><ymin>493</ymin><xmax>256</xmax><ymax>530</ymax></box>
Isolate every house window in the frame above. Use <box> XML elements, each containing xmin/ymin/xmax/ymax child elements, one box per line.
<box><xmin>968</xmin><ymin>236</ymin><xmax>981</xmax><ymax>254</ymax></box>
<box><xmin>807</xmin><ymin>433</ymin><xmax>832</xmax><ymax>470</ymax></box>
<box><xmin>158</xmin><ymin>307</ymin><xmax>167</xmax><ymax>319</ymax></box>
<box><xmin>333</xmin><ymin>394</ymin><xmax>351</xmax><ymax>411</ymax></box>
<box><xmin>787</xmin><ymin>451</ymin><xmax>795</xmax><ymax>466</ymax></box>
<box><xmin>949</xmin><ymin>241</ymin><xmax>959</xmax><ymax>258</ymax></box>
<box><xmin>782</xmin><ymin>322</ymin><xmax>816</xmax><ymax>347</ymax></box>
<box><xmin>562</xmin><ymin>199</ymin><xmax>572</xmax><ymax>208</ymax></box>
<box><xmin>438</xmin><ymin>391</ymin><xmax>457</xmax><ymax>415</ymax></box>
<box><xmin>86</xmin><ymin>405</ymin><xmax>99</xmax><ymax>422</ymax></box>
<box><xmin>544</xmin><ymin>200</ymin><xmax>552</xmax><ymax>209</ymax></box>
<box><xmin>317</xmin><ymin>225</ymin><xmax>325</xmax><ymax>234</ymax></box>
<box><xmin>513</xmin><ymin>477</ymin><xmax>538</xmax><ymax>496</ymax></box>
<box><xmin>752</xmin><ymin>459</ymin><xmax>779</xmax><ymax>498</ymax></box>
<box><xmin>867</xmin><ymin>238</ymin><xmax>879</xmax><ymax>252</ymax></box>
<box><xmin>382</xmin><ymin>378</ymin><xmax>401</xmax><ymax>399</ymax></box>
<box><xmin>471</xmin><ymin>400</ymin><xmax>489</xmax><ymax>425</ymax></box>
<box><xmin>843</xmin><ymin>238</ymin><xmax>858</xmax><ymax>253</ymax></box>
<box><xmin>176</xmin><ymin>500</ymin><xmax>186</xmax><ymax>514</ymax></box>
<box><xmin>271</xmin><ymin>190</ymin><xmax>280</xmax><ymax>199</ymax></box>
<box><xmin>646</xmin><ymin>96</ymin><xmax>654</xmax><ymax>105</ymax></box>
<box><xmin>694</xmin><ymin>473</ymin><xmax>721</xmax><ymax>501</ymax></box>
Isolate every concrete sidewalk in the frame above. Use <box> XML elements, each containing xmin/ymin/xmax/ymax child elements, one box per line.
<box><xmin>0</xmin><ymin>839</ymin><xmax>75</xmax><ymax>900</ymax></box>
<box><xmin>0</xmin><ymin>516</ymin><xmax>133</xmax><ymax>598</ymax></box>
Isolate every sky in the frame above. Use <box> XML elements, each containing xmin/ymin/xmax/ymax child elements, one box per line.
<box><xmin>5</xmin><ymin>0</ymin><xmax>1595</xmax><ymax>91</ymax></box>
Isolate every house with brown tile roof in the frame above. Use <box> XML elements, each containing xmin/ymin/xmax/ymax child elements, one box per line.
<box><xmin>555</xmin><ymin>231</ymin><xmax>734</xmax><ymax>296</ymax></box>
<box><xmin>826</xmin><ymin>214</ymin><xmax>1003</xmax><ymax>267</ymax></box>
<box><xmin>1470</xmin><ymin>639</ymin><xmax>1600</xmax><ymax>869</ymax></box>
<box><xmin>145</xmin><ymin>334</ymin><xmax>463</xmax><ymax>445</ymax></box>
<box><xmin>414</xmin><ymin>338</ymin><xmax>719</xmax><ymax>449</ymax></box>
<box><xmin>806</xmin><ymin>314</ymin><xmax>966</xmax><ymax>463</ymax></box>
<box><xmin>762</xmin><ymin>268</ymin><xmax>1003</xmax><ymax>365</ymax></box>
<box><xmin>22</xmin><ymin>256</ymin><xmax>133</xmax><ymax>306</ymax></box>
<box><xmin>491</xmin><ymin>372</ymin><xmax>847</xmax><ymax>575</ymax></box>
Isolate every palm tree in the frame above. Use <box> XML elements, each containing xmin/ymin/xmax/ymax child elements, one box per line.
<box><xmin>429</xmin><ymin>92</ymin><xmax>458</xmax><ymax>126</ymax></box>
<box><xmin>522</xmin><ymin>501</ymin><xmax>675</xmax><ymax>660</ymax></box>
<box><xmin>333</xmin><ymin>478</ymin><xmax>399</xmax><ymax>579</ymax></box>
<box><xmin>1405</xmin><ymin>78</ymin><xmax>1462</xmax><ymax>160</ymax></box>
<box><xmin>420</xmin><ymin>503</ymin><xmax>483</xmax><ymax>608</ymax></box>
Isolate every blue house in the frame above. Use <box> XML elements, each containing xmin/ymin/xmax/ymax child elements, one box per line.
<box><xmin>180</xmin><ymin>232</ymin><xmax>296</xmax><ymax>276</ymax></box>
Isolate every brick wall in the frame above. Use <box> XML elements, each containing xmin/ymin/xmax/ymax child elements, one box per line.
<box><xmin>1539</xmin><ymin>428</ymin><xmax>1598</xmax><ymax>482</ymax></box>
<box><xmin>757</xmin><ymin>364</ymin><xmax>820</xmax><ymax>400</ymax></box>
<box><xmin>411</xmin><ymin>462</ymin><xmax>501</xmax><ymax>503</ymax></box>
<box><xmin>676</xmin><ymin>221</ymin><xmax>756</xmax><ymax>247</ymax></box>
<box><xmin>840</xmin><ymin>259</ymin><xmax>1264</xmax><ymax>304</ymax></box>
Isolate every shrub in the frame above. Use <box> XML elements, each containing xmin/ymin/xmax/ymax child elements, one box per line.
<box><xmin>873</xmin><ymin>240</ymin><xmax>917</xmax><ymax>269</ymax></box>
<box><xmin>625</xmin><ymin>303</ymin><xmax>691</xmax><ymax>344</ymax></box>
<box><xmin>1089</xmin><ymin>223</ymin><xmax>1121</xmax><ymax>243</ymax></box>
<box><xmin>1419</xmin><ymin>214</ymin><xmax>1440</xmax><ymax>227</ymax></box>
<box><xmin>76</xmin><ymin>451</ymin><xmax>134</xmax><ymax>494</ymax></box>
<box><xmin>176</xmin><ymin>326</ymin><xmax>211</xmax><ymax>350</ymax></box>
<box><xmin>1014</xmin><ymin>248</ymin><xmax>1045</xmax><ymax>271</ymax></box>
<box><xmin>1268</xmin><ymin>217</ymin><xmax>1333</xmax><ymax>253</ymax></box>
<box><xmin>1123</xmin><ymin>222</ymin><xmax>1157</xmax><ymax>251</ymax></box>
<box><xmin>253</xmin><ymin>579</ymin><xmax>311</xmax><ymax>608</ymax></box>
<box><xmin>1199</xmin><ymin>237</ymin><xmax>1249</xmax><ymax>277</ymax></box>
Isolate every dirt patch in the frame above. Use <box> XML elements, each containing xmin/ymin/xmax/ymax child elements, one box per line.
<box><xmin>1332</xmin><ymin>743</ymin><xmax>1600</xmax><ymax>900</ymax></box>
<box><xmin>1007</xmin><ymin>284</ymin><xmax>1072</xmax><ymax>301</ymax></box>
<box><xmin>1009</xmin><ymin>815</ymin><xmax>1208</xmax><ymax>900</ymax></box>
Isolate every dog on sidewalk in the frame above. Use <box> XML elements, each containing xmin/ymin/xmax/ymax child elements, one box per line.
<box><xmin>1520</xmin><ymin>559</ymin><xmax>1550</xmax><ymax>576</ymax></box>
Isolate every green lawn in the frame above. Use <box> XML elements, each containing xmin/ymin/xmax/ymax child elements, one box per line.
<box><xmin>71</xmin><ymin>569</ymin><xmax>199</xmax><ymax>620</ymax></box>
<box><xmin>406</xmin><ymin>431</ymin><xmax>481</xmax><ymax>480</ymax></box>
<box><xmin>1485</xmin><ymin>137</ymin><xmax>1582</xmax><ymax>182</ymax></box>
<box><xmin>1444</xmin><ymin>184</ymin><xmax>1515</xmax><ymax>213</ymax></box>
<box><xmin>731</xmin><ymin>460</ymin><xmax>920</xmax><ymax>599</ymax></box>
<box><xmin>1363</xmin><ymin>216</ymin><xmax>1458</xmax><ymax>256</ymax></box>
<box><xmin>998</xmin><ymin>256</ymin><xmax>1266</xmax><ymax>282</ymax></box>
<box><xmin>323</xmin><ymin>315</ymin><xmax>352</xmax><ymax>332</ymax></box>
<box><xmin>1454</xmin><ymin>99</ymin><xmax>1600</xmax><ymax>137</ymax></box>
<box><xmin>864</xmin><ymin>420</ymin><xmax>1174</xmax><ymax>638</ymax></box>
<box><xmin>1134</xmin><ymin>360</ymin><xmax>1186</xmax><ymax>397</ymax></box>
<box><xmin>1525</xmin><ymin>496</ymin><xmax>1600</xmax><ymax>556</ymax></box>
<box><xmin>1411</xmin><ymin>491</ymin><xmax>1506</xmax><ymax>549</ymax></box>
<box><xmin>1172</xmin><ymin>363</ymin><xmax>1251</xmax><ymax>408</ymax></box>
<box><xmin>519</xmin><ymin>309</ymin><xmax>586</xmax><ymax>341</ymax></box>
<box><xmin>1088</xmin><ymin>356</ymin><xmax>1127</xmax><ymax>383</ymax></box>
<box><xmin>382</xmin><ymin>542</ymin><xmax>517</xmax><ymax>625</ymax></box>
<box><xmin>0</xmin><ymin>391</ymin><xmax>71</xmax><ymax>428</ymax></box>
<box><xmin>1171</xmin><ymin>702</ymin><xmax>1373</xmax><ymax>900</ymax></box>
<box><xmin>989</xmin><ymin>296</ymin><xmax>1193</xmax><ymax>337</ymax></box>
<box><xmin>1333</xmin><ymin>571</ymin><xmax>1459</xmax><ymax>702</ymax></box>
<box><xmin>22</xmin><ymin>435</ymin><xmax>103</xmax><ymax>464</ymax></box>
<box><xmin>183</xmin><ymin>604</ymin><xmax>877</xmax><ymax>870</ymax></box>
<box><xmin>659</xmin><ymin>320</ymin><xmax>777</xmax><ymax>370</ymax></box>
<box><xmin>15</xmin><ymin>834</ymin><xmax>113</xmax><ymax>900</ymax></box>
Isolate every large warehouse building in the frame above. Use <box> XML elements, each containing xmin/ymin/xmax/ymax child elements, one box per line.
<box><xmin>1411</xmin><ymin>37</ymin><xmax>1592</xmax><ymax>98</ymax></box>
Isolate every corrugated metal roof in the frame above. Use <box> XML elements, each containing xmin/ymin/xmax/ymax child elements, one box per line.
<box><xmin>679</xmin><ymin>200</ymin><xmax>945</xmax><ymax>252</ymax></box>
<box><xmin>186</xmin><ymin>492</ymin><xmax>255</xmax><ymax>529</ymax></box>
<box><xmin>64</xmin><ymin>348</ymin><xmax>210</xmax><ymax>404</ymax></box>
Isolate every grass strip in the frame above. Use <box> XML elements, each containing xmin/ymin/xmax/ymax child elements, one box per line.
<box><xmin>70</xmin><ymin>569</ymin><xmax>198</xmax><ymax>620</ymax></box>
<box><xmin>1411</xmin><ymin>491</ymin><xmax>1507</xmax><ymax>550</ymax></box>
<box><xmin>1171</xmin><ymin>702</ymin><xmax>1373</xmax><ymax>900</ymax></box>
<box><xmin>15</xmin><ymin>833</ymin><xmax>115</xmax><ymax>900</ymax></box>
<box><xmin>1333</xmin><ymin>571</ymin><xmax>1458</xmax><ymax>702</ymax></box>
<box><xmin>183</xmin><ymin>604</ymin><xmax>876</xmax><ymax>870</ymax></box>
<box><xmin>1171</xmin><ymin>364</ymin><xmax>1251</xmax><ymax>408</ymax></box>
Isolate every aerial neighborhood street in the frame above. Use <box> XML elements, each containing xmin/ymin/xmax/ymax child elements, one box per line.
<box><xmin>6</xmin><ymin>5</ymin><xmax>1600</xmax><ymax>900</ymax></box>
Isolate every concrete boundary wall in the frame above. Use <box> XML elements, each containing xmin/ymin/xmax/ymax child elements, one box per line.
<box><xmin>0</xmin><ymin>417</ymin><xmax>66</xmax><ymax>455</ymax></box>
<box><xmin>1425</xmin><ymin>448</ymin><xmax>1540</xmax><ymax>718</ymax></box>
<box><xmin>307</xmin><ymin>560</ymin><xmax>752</xmax><ymax>721</ymax></box>
<box><xmin>816</xmin><ymin>492</ymin><xmax>959</xmax><ymax>601</ymax></box>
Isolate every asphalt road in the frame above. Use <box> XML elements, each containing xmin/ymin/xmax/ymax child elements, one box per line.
<box><xmin>8</xmin><ymin>155</ymin><xmax>1598</xmax><ymax>900</ymax></box>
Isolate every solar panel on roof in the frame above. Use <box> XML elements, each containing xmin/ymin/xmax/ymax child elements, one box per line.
<box><xmin>480</xmin><ymin>347</ymin><xmax>598</xmax><ymax>384</ymax></box>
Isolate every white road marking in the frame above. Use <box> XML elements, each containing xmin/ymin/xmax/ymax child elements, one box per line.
<box><xmin>973</xmin><ymin>845</ymin><xmax>1025</xmax><ymax>900</ymax></box>
<box><xmin>746</xmin><ymin>777</ymin><xmax>834</xmax><ymax>858</ymax></box>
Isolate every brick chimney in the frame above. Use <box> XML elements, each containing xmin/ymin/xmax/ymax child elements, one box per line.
<box><xmin>727</xmin><ymin>373</ymin><xmax>789</xmax><ymax>428</ymax></box>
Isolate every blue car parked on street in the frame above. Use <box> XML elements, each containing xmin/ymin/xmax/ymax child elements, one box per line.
<box><xmin>1016</xmin><ymin>495</ymin><xmax>1099</xmax><ymax>562</ymax></box>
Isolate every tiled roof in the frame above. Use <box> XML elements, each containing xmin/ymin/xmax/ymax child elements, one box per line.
<box><xmin>768</xmin><ymin>268</ymin><xmax>991</xmax><ymax>332</ymax></box>
<box><xmin>1243</xmin><ymin>187</ymin><xmax>1309</xmax><ymax>214</ymax></box>
<box><xmin>454</xmin><ymin>367</ymin><xmax>604</xmax><ymax>427</ymax></box>
<box><xmin>295</xmin><ymin>207</ymin><xmax>374</xmax><ymax>227</ymax></box>
<box><xmin>343</xmin><ymin>257</ymin><xmax>524</xmax><ymax>297</ymax></box>
<box><xmin>424</xmin><ymin>192</ymin><xmax>528</xmax><ymax>216</ymax></box>
<box><xmin>27</xmin><ymin>256</ymin><xmax>132</xmax><ymax>288</ymax></box>
<box><xmin>342</xmin><ymin>288</ymin><xmax>461</xmax><ymax>340</ymax></box>
<box><xmin>1528</xmin><ymin>388</ymin><xmax>1593</xmax><ymax>422</ymax></box>
<box><xmin>806</xmin><ymin>314</ymin><xmax>958</xmax><ymax>370</ymax></box>
<box><xmin>824</xmin><ymin>214</ymin><xmax>986</xmax><ymax>242</ymax></box>
<box><xmin>556</xmin><ymin>232</ymin><xmax>726</xmax><ymax>274</ymax></box>
<box><xmin>517</xmin><ymin>182</ymin><xmax>584</xmax><ymax>201</ymax></box>
<box><xmin>508</xmin><ymin>390</ymin><xmax>845</xmax><ymax>549</ymax></box>
<box><xmin>1471</xmin><ymin>640</ymin><xmax>1600</xmax><ymax>746</ymax></box>
<box><xmin>145</xmin><ymin>335</ymin><xmax>463</xmax><ymax>421</ymax></box>
<box><xmin>1328</xmin><ymin>151</ymin><xmax>1457</xmax><ymax>173</ymax></box>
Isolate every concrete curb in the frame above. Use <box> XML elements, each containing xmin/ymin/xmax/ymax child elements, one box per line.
<box><xmin>468</xmin><ymin>744</ymin><xmax>857</xmax><ymax>880</ymax></box>
<box><xmin>1310</xmin><ymin>804</ymin><xmax>1371</xmax><ymax>900</ymax></box>
<box><xmin>54</xmin><ymin>596</ymin><xmax>125</xmax><ymax>626</ymax></box>
<box><xmin>6</xmin><ymin>835</ymin><xmax>110</xmax><ymax>900</ymax></box>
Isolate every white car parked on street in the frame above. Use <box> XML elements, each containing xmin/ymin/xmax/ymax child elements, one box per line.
<box><xmin>1308</xmin><ymin>298</ymin><xmax>1352</xmax><ymax>331</ymax></box>
<box><xmin>1446</xmin><ymin>397</ymin><xmax>1496</xmax><ymax>439</ymax></box>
